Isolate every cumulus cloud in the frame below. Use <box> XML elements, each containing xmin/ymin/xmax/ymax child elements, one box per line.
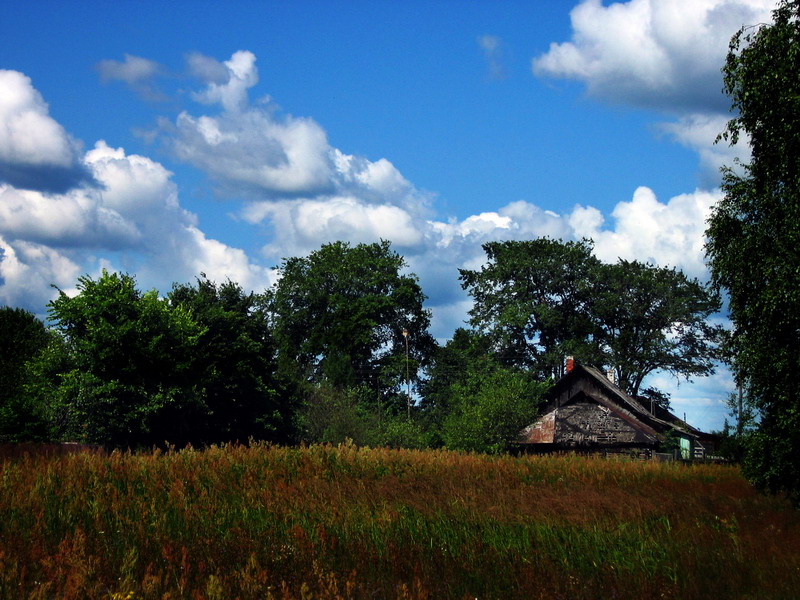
<box><xmin>0</xmin><ymin>70</ymin><xmax>95</xmax><ymax>192</ymax></box>
<box><xmin>157</xmin><ymin>51</ymin><xmax>434</xmax><ymax>217</ymax></box>
<box><xmin>532</xmin><ymin>0</ymin><xmax>774</xmax><ymax>113</ymax></box>
<box><xmin>96</xmin><ymin>54</ymin><xmax>167</xmax><ymax>101</ymax></box>
<box><xmin>164</xmin><ymin>108</ymin><xmax>334</xmax><ymax>198</ymax></box>
<box><xmin>190</xmin><ymin>50</ymin><xmax>258</xmax><ymax>112</ymax></box>
<box><xmin>0</xmin><ymin>235</ymin><xmax>82</xmax><ymax>309</ymax></box>
<box><xmin>81</xmin><ymin>141</ymin><xmax>273</xmax><ymax>293</ymax></box>
<box><xmin>0</xmin><ymin>103</ymin><xmax>272</xmax><ymax>310</ymax></box>
<box><xmin>569</xmin><ymin>186</ymin><xmax>720</xmax><ymax>279</ymax></box>
<box><xmin>0</xmin><ymin>183</ymin><xmax>140</xmax><ymax>249</ymax></box>
<box><xmin>658</xmin><ymin>113</ymin><xmax>750</xmax><ymax>186</ymax></box>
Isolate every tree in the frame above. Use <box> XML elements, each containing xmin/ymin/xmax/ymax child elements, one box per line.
<box><xmin>0</xmin><ymin>307</ymin><xmax>52</xmax><ymax>441</ymax></box>
<box><xmin>705</xmin><ymin>0</ymin><xmax>800</xmax><ymax>502</ymax></box>
<box><xmin>440</xmin><ymin>361</ymin><xmax>546</xmax><ymax>454</ymax></box>
<box><xmin>591</xmin><ymin>260</ymin><xmax>722</xmax><ymax>397</ymax></box>
<box><xmin>418</xmin><ymin>328</ymin><xmax>495</xmax><ymax>427</ymax></box>
<box><xmin>167</xmin><ymin>276</ymin><xmax>291</xmax><ymax>444</ymax></box>
<box><xmin>461</xmin><ymin>240</ymin><xmax>722</xmax><ymax>396</ymax></box>
<box><xmin>45</xmin><ymin>271</ymin><xmax>203</xmax><ymax>447</ymax></box>
<box><xmin>459</xmin><ymin>239</ymin><xmax>600</xmax><ymax>378</ymax></box>
<box><xmin>266</xmin><ymin>240</ymin><xmax>434</xmax><ymax>409</ymax></box>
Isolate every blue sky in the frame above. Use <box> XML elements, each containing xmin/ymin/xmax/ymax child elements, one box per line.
<box><xmin>1</xmin><ymin>0</ymin><xmax>777</xmax><ymax>431</ymax></box>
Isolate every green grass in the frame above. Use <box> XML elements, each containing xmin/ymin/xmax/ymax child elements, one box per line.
<box><xmin>1</xmin><ymin>442</ymin><xmax>798</xmax><ymax>599</ymax></box>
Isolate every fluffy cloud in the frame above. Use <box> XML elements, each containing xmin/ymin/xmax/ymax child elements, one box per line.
<box><xmin>0</xmin><ymin>235</ymin><xmax>81</xmax><ymax>310</ymax></box>
<box><xmin>0</xmin><ymin>70</ymin><xmax>94</xmax><ymax>192</ymax></box>
<box><xmin>157</xmin><ymin>51</ymin><xmax>433</xmax><ymax>211</ymax></box>
<box><xmin>0</xmin><ymin>183</ymin><xmax>140</xmax><ymax>249</ymax></box>
<box><xmin>658</xmin><ymin>113</ymin><xmax>750</xmax><ymax>186</ymax></box>
<box><xmin>164</xmin><ymin>109</ymin><xmax>334</xmax><ymax>197</ymax></box>
<box><xmin>533</xmin><ymin>0</ymin><xmax>774</xmax><ymax>112</ymax></box>
<box><xmin>0</xmin><ymin>69</ymin><xmax>273</xmax><ymax>310</ymax></box>
<box><xmin>190</xmin><ymin>50</ymin><xmax>258</xmax><ymax>112</ymax></box>
<box><xmin>80</xmin><ymin>141</ymin><xmax>273</xmax><ymax>293</ymax></box>
<box><xmin>569</xmin><ymin>186</ymin><xmax>720</xmax><ymax>279</ymax></box>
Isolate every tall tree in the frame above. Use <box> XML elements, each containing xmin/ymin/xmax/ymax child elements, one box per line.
<box><xmin>266</xmin><ymin>240</ymin><xmax>434</xmax><ymax>408</ymax></box>
<box><xmin>459</xmin><ymin>239</ymin><xmax>600</xmax><ymax>378</ymax></box>
<box><xmin>45</xmin><ymin>271</ymin><xmax>203</xmax><ymax>447</ymax></box>
<box><xmin>462</xmin><ymin>239</ymin><xmax>722</xmax><ymax>396</ymax></box>
<box><xmin>705</xmin><ymin>0</ymin><xmax>800</xmax><ymax>502</ymax></box>
<box><xmin>0</xmin><ymin>307</ymin><xmax>52</xmax><ymax>441</ymax></box>
<box><xmin>167</xmin><ymin>276</ymin><xmax>291</xmax><ymax>444</ymax></box>
<box><xmin>591</xmin><ymin>260</ymin><xmax>722</xmax><ymax>397</ymax></box>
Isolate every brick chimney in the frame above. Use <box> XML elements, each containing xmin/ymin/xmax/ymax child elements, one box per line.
<box><xmin>565</xmin><ymin>356</ymin><xmax>575</xmax><ymax>374</ymax></box>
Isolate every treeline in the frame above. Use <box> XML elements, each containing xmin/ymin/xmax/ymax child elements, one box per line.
<box><xmin>1</xmin><ymin>238</ymin><xmax>722</xmax><ymax>453</ymax></box>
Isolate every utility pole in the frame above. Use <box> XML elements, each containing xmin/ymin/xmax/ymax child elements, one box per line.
<box><xmin>402</xmin><ymin>328</ymin><xmax>411</xmax><ymax>420</ymax></box>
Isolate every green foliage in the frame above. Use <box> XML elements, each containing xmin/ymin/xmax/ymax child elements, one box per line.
<box><xmin>297</xmin><ymin>383</ymin><xmax>434</xmax><ymax>449</ymax></box>
<box><xmin>299</xmin><ymin>384</ymin><xmax>383</xmax><ymax>446</ymax></box>
<box><xmin>0</xmin><ymin>307</ymin><xmax>52</xmax><ymax>441</ymax></box>
<box><xmin>167</xmin><ymin>276</ymin><xmax>291</xmax><ymax>444</ymax></box>
<box><xmin>592</xmin><ymin>259</ymin><xmax>722</xmax><ymax>396</ymax></box>
<box><xmin>266</xmin><ymin>240</ymin><xmax>435</xmax><ymax>408</ymax></box>
<box><xmin>459</xmin><ymin>239</ymin><xmax>599</xmax><ymax>377</ymax></box>
<box><xmin>44</xmin><ymin>271</ymin><xmax>204</xmax><ymax>447</ymax></box>
<box><xmin>36</xmin><ymin>271</ymin><xmax>290</xmax><ymax>448</ymax></box>
<box><xmin>461</xmin><ymin>240</ymin><xmax>722</xmax><ymax>397</ymax></box>
<box><xmin>378</xmin><ymin>414</ymin><xmax>434</xmax><ymax>449</ymax></box>
<box><xmin>706</xmin><ymin>0</ymin><xmax>800</xmax><ymax>503</ymax></box>
<box><xmin>418</xmin><ymin>328</ymin><xmax>495</xmax><ymax>425</ymax></box>
<box><xmin>442</xmin><ymin>363</ymin><xmax>547</xmax><ymax>454</ymax></box>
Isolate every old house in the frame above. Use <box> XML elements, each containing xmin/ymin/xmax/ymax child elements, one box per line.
<box><xmin>517</xmin><ymin>358</ymin><xmax>704</xmax><ymax>458</ymax></box>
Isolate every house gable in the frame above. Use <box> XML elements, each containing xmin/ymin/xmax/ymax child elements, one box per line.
<box><xmin>519</xmin><ymin>389</ymin><xmax>659</xmax><ymax>448</ymax></box>
<box><xmin>518</xmin><ymin>363</ymin><xmax>697</xmax><ymax>452</ymax></box>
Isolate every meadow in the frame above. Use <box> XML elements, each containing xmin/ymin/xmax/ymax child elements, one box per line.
<box><xmin>1</xmin><ymin>442</ymin><xmax>798</xmax><ymax>599</ymax></box>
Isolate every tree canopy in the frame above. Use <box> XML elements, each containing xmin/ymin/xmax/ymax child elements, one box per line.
<box><xmin>266</xmin><ymin>240</ymin><xmax>435</xmax><ymax>408</ymax></box>
<box><xmin>44</xmin><ymin>271</ymin><xmax>205</xmax><ymax>447</ymax></box>
<box><xmin>591</xmin><ymin>259</ymin><xmax>722</xmax><ymax>397</ymax></box>
<box><xmin>459</xmin><ymin>239</ymin><xmax>599</xmax><ymax>378</ymax></box>
<box><xmin>31</xmin><ymin>271</ymin><xmax>290</xmax><ymax>448</ymax></box>
<box><xmin>461</xmin><ymin>239</ymin><xmax>722</xmax><ymax>397</ymax></box>
<box><xmin>167</xmin><ymin>276</ymin><xmax>291</xmax><ymax>445</ymax></box>
<box><xmin>0</xmin><ymin>307</ymin><xmax>52</xmax><ymax>442</ymax></box>
<box><xmin>705</xmin><ymin>0</ymin><xmax>800</xmax><ymax>502</ymax></box>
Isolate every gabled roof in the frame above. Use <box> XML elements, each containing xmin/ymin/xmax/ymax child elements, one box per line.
<box><xmin>547</xmin><ymin>364</ymin><xmax>656</xmax><ymax>412</ymax></box>
<box><xmin>526</xmin><ymin>363</ymin><xmax>699</xmax><ymax>445</ymax></box>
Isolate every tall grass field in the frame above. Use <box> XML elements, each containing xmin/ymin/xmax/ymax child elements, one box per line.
<box><xmin>1</xmin><ymin>442</ymin><xmax>798</xmax><ymax>599</ymax></box>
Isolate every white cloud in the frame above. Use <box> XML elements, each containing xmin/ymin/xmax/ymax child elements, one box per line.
<box><xmin>164</xmin><ymin>108</ymin><xmax>334</xmax><ymax>197</ymax></box>
<box><xmin>0</xmin><ymin>235</ymin><xmax>81</xmax><ymax>309</ymax></box>
<box><xmin>157</xmin><ymin>52</ymin><xmax>436</xmax><ymax>213</ymax></box>
<box><xmin>658</xmin><ymin>113</ymin><xmax>750</xmax><ymax>186</ymax></box>
<box><xmin>570</xmin><ymin>186</ymin><xmax>720</xmax><ymax>279</ymax></box>
<box><xmin>190</xmin><ymin>50</ymin><xmax>258</xmax><ymax>113</ymax></box>
<box><xmin>81</xmin><ymin>141</ymin><xmax>273</xmax><ymax>292</ymax></box>
<box><xmin>0</xmin><ymin>70</ymin><xmax>92</xmax><ymax>192</ymax></box>
<box><xmin>533</xmin><ymin>0</ymin><xmax>774</xmax><ymax>113</ymax></box>
<box><xmin>0</xmin><ymin>133</ymin><xmax>273</xmax><ymax>310</ymax></box>
<box><xmin>0</xmin><ymin>183</ymin><xmax>140</xmax><ymax>249</ymax></box>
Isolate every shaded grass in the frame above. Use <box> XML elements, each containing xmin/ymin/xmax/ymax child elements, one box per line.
<box><xmin>1</xmin><ymin>442</ymin><xmax>798</xmax><ymax>599</ymax></box>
